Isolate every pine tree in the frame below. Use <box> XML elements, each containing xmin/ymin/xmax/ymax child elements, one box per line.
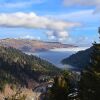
<box><xmin>79</xmin><ymin>27</ymin><xmax>100</xmax><ymax>100</ymax></box>
<box><xmin>45</xmin><ymin>70</ymin><xmax>78</xmax><ymax>100</ymax></box>
<box><xmin>44</xmin><ymin>70</ymin><xmax>70</xmax><ymax>100</ymax></box>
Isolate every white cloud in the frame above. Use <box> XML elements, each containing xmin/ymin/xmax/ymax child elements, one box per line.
<box><xmin>19</xmin><ymin>35</ymin><xmax>41</xmax><ymax>40</ymax></box>
<box><xmin>62</xmin><ymin>10</ymin><xmax>100</xmax><ymax>24</ymax></box>
<box><xmin>0</xmin><ymin>12</ymin><xmax>80</xmax><ymax>41</ymax></box>
<box><xmin>46</xmin><ymin>9</ymin><xmax>100</xmax><ymax>29</ymax></box>
<box><xmin>0</xmin><ymin>12</ymin><xmax>79</xmax><ymax>30</ymax></box>
<box><xmin>63</xmin><ymin>0</ymin><xmax>100</xmax><ymax>13</ymax></box>
<box><xmin>78</xmin><ymin>36</ymin><xmax>88</xmax><ymax>42</ymax></box>
<box><xmin>46</xmin><ymin>31</ymin><xmax>69</xmax><ymax>41</ymax></box>
<box><xmin>63</xmin><ymin>0</ymin><xmax>100</xmax><ymax>7</ymax></box>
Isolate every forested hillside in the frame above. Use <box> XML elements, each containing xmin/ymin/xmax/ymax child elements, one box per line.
<box><xmin>0</xmin><ymin>46</ymin><xmax>60</xmax><ymax>91</ymax></box>
<box><xmin>62</xmin><ymin>47</ymin><xmax>93</xmax><ymax>69</ymax></box>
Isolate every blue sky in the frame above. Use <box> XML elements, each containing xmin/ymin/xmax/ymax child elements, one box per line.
<box><xmin>0</xmin><ymin>0</ymin><xmax>100</xmax><ymax>46</ymax></box>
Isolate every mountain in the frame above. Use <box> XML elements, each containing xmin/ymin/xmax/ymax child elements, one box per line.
<box><xmin>0</xmin><ymin>38</ymin><xmax>76</xmax><ymax>52</ymax></box>
<box><xmin>0</xmin><ymin>46</ymin><xmax>60</xmax><ymax>92</ymax></box>
<box><xmin>62</xmin><ymin>47</ymin><xmax>93</xmax><ymax>69</ymax></box>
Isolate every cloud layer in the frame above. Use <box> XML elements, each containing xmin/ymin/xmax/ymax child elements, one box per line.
<box><xmin>0</xmin><ymin>12</ymin><xmax>80</xmax><ymax>41</ymax></box>
<box><xmin>63</xmin><ymin>0</ymin><xmax>100</xmax><ymax>7</ymax></box>
<box><xmin>63</xmin><ymin>0</ymin><xmax>100</xmax><ymax>13</ymax></box>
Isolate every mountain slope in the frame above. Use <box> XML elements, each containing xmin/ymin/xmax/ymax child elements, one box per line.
<box><xmin>62</xmin><ymin>47</ymin><xmax>93</xmax><ymax>69</ymax></box>
<box><xmin>0</xmin><ymin>46</ymin><xmax>60</xmax><ymax>91</ymax></box>
<box><xmin>0</xmin><ymin>38</ymin><xmax>76</xmax><ymax>52</ymax></box>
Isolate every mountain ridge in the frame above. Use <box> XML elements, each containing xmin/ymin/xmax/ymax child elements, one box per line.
<box><xmin>62</xmin><ymin>47</ymin><xmax>93</xmax><ymax>69</ymax></box>
<box><xmin>0</xmin><ymin>38</ymin><xmax>77</xmax><ymax>52</ymax></box>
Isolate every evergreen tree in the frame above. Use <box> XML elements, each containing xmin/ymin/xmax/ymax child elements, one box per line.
<box><xmin>79</xmin><ymin>27</ymin><xmax>100</xmax><ymax>100</ymax></box>
<box><xmin>45</xmin><ymin>70</ymin><xmax>76</xmax><ymax>100</ymax></box>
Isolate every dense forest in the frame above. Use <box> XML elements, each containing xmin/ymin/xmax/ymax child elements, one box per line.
<box><xmin>0</xmin><ymin>46</ymin><xmax>60</xmax><ymax>92</ymax></box>
<box><xmin>62</xmin><ymin>47</ymin><xmax>93</xmax><ymax>69</ymax></box>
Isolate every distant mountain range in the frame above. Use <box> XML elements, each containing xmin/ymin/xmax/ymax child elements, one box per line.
<box><xmin>62</xmin><ymin>47</ymin><xmax>93</xmax><ymax>69</ymax></box>
<box><xmin>0</xmin><ymin>38</ymin><xmax>76</xmax><ymax>52</ymax></box>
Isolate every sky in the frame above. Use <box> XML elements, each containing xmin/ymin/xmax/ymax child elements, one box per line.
<box><xmin>0</xmin><ymin>0</ymin><xmax>100</xmax><ymax>46</ymax></box>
